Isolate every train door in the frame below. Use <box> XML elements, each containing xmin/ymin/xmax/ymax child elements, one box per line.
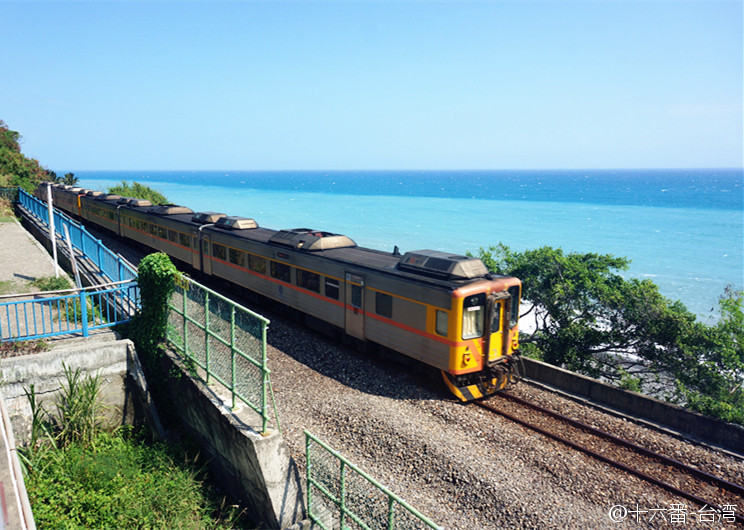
<box><xmin>344</xmin><ymin>272</ymin><xmax>365</xmax><ymax>340</ymax></box>
<box><xmin>191</xmin><ymin>229</ymin><xmax>201</xmax><ymax>270</ymax></box>
<box><xmin>200</xmin><ymin>234</ymin><xmax>213</xmax><ymax>275</ymax></box>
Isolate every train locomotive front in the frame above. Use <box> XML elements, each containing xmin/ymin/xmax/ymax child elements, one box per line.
<box><xmin>443</xmin><ymin>278</ymin><xmax>521</xmax><ymax>401</ymax></box>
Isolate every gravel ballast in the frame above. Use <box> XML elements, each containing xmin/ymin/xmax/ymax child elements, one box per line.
<box><xmin>85</xmin><ymin>227</ymin><xmax>744</xmax><ymax>529</ymax></box>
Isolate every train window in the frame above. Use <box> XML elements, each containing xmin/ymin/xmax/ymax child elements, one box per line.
<box><xmin>436</xmin><ymin>310</ymin><xmax>448</xmax><ymax>336</ymax></box>
<box><xmin>212</xmin><ymin>243</ymin><xmax>226</xmax><ymax>260</ymax></box>
<box><xmin>168</xmin><ymin>230</ymin><xmax>178</xmax><ymax>243</ymax></box>
<box><xmin>107</xmin><ymin>211</ymin><xmax>115</xmax><ymax>220</ymax></box>
<box><xmin>158</xmin><ymin>226</ymin><xmax>167</xmax><ymax>239</ymax></box>
<box><xmin>179</xmin><ymin>233</ymin><xmax>191</xmax><ymax>248</ymax></box>
<box><xmin>325</xmin><ymin>278</ymin><xmax>339</xmax><ymax>300</ymax></box>
<box><xmin>508</xmin><ymin>285</ymin><xmax>520</xmax><ymax>328</ymax></box>
<box><xmin>491</xmin><ymin>302</ymin><xmax>501</xmax><ymax>333</ymax></box>
<box><xmin>297</xmin><ymin>269</ymin><xmax>320</xmax><ymax>293</ymax></box>
<box><xmin>128</xmin><ymin>217</ymin><xmax>135</xmax><ymax>228</ymax></box>
<box><xmin>271</xmin><ymin>261</ymin><xmax>291</xmax><ymax>283</ymax></box>
<box><xmin>229</xmin><ymin>248</ymin><xmax>245</xmax><ymax>267</ymax></box>
<box><xmin>462</xmin><ymin>293</ymin><xmax>485</xmax><ymax>340</ymax></box>
<box><xmin>351</xmin><ymin>285</ymin><xmax>362</xmax><ymax>309</ymax></box>
<box><xmin>375</xmin><ymin>292</ymin><xmax>393</xmax><ymax>318</ymax></box>
<box><xmin>248</xmin><ymin>255</ymin><xmax>266</xmax><ymax>275</ymax></box>
<box><xmin>148</xmin><ymin>223</ymin><xmax>158</xmax><ymax>236</ymax></box>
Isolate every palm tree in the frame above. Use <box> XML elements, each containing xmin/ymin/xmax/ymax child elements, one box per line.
<box><xmin>63</xmin><ymin>172</ymin><xmax>78</xmax><ymax>186</ymax></box>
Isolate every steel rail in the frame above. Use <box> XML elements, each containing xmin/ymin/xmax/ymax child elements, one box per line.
<box><xmin>476</xmin><ymin>395</ymin><xmax>744</xmax><ymax>525</ymax></box>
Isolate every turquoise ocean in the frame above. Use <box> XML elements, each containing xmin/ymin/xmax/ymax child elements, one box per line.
<box><xmin>75</xmin><ymin>169</ymin><xmax>743</xmax><ymax>321</ymax></box>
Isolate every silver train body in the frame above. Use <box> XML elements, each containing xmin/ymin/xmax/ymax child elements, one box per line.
<box><xmin>38</xmin><ymin>183</ymin><xmax>522</xmax><ymax>400</ymax></box>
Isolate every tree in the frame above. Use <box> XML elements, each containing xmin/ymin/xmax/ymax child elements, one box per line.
<box><xmin>678</xmin><ymin>287</ymin><xmax>744</xmax><ymax>423</ymax></box>
<box><xmin>474</xmin><ymin>244</ymin><xmax>744</xmax><ymax>424</ymax></box>
<box><xmin>0</xmin><ymin>120</ymin><xmax>48</xmax><ymax>191</ymax></box>
<box><xmin>0</xmin><ymin>120</ymin><xmax>21</xmax><ymax>152</ymax></box>
<box><xmin>107</xmin><ymin>181</ymin><xmax>169</xmax><ymax>205</ymax></box>
<box><xmin>63</xmin><ymin>172</ymin><xmax>78</xmax><ymax>186</ymax></box>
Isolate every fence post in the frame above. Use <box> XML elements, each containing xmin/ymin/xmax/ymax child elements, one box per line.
<box><xmin>230</xmin><ymin>305</ymin><xmax>236</xmax><ymax>410</ymax></box>
<box><xmin>204</xmin><ymin>290</ymin><xmax>210</xmax><ymax>384</ymax></box>
<box><xmin>340</xmin><ymin>460</ymin><xmax>347</xmax><ymax>529</ymax></box>
<box><xmin>262</xmin><ymin>321</ymin><xmax>269</xmax><ymax>433</ymax></box>
<box><xmin>306</xmin><ymin>434</ymin><xmax>313</xmax><ymax>522</ymax></box>
<box><xmin>80</xmin><ymin>290</ymin><xmax>89</xmax><ymax>337</ymax></box>
<box><xmin>182</xmin><ymin>282</ymin><xmax>188</xmax><ymax>357</ymax></box>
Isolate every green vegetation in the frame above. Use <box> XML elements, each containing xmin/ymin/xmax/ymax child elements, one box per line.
<box><xmin>129</xmin><ymin>253</ymin><xmax>178</xmax><ymax>361</ymax></box>
<box><xmin>0</xmin><ymin>120</ymin><xmax>51</xmax><ymax>193</ymax></box>
<box><xmin>107</xmin><ymin>180</ymin><xmax>169</xmax><ymax>205</ymax></box>
<box><xmin>474</xmin><ymin>244</ymin><xmax>744</xmax><ymax>425</ymax></box>
<box><xmin>30</xmin><ymin>275</ymin><xmax>72</xmax><ymax>292</ymax></box>
<box><xmin>21</xmin><ymin>367</ymin><xmax>247</xmax><ymax>528</ymax></box>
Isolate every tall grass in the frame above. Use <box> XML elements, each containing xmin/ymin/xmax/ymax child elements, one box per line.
<box><xmin>20</xmin><ymin>366</ymin><xmax>250</xmax><ymax>528</ymax></box>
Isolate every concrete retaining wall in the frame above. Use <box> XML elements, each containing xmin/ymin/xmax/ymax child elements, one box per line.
<box><xmin>160</xmin><ymin>349</ymin><xmax>305</xmax><ymax>528</ymax></box>
<box><xmin>0</xmin><ymin>335</ymin><xmax>154</xmax><ymax>444</ymax></box>
<box><xmin>522</xmin><ymin>357</ymin><xmax>744</xmax><ymax>456</ymax></box>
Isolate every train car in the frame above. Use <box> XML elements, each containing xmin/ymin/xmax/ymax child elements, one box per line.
<box><xmin>43</xmin><ymin>183</ymin><xmax>522</xmax><ymax>401</ymax></box>
<box><xmin>79</xmin><ymin>193</ymin><xmax>123</xmax><ymax>234</ymax></box>
<box><xmin>34</xmin><ymin>183</ymin><xmax>90</xmax><ymax>218</ymax></box>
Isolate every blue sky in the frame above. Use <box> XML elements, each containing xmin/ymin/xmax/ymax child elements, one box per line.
<box><xmin>2</xmin><ymin>1</ymin><xmax>742</xmax><ymax>171</ymax></box>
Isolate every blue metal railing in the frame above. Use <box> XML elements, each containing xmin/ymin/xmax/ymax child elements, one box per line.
<box><xmin>0</xmin><ymin>282</ymin><xmax>139</xmax><ymax>341</ymax></box>
<box><xmin>1</xmin><ymin>187</ymin><xmax>141</xmax><ymax>342</ymax></box>
<box><xmin>16</xmin><ymin>188</ymin><xmax>137</xmax><ymax>284</ymax></box>
<box><xmin>0</xmin><ymin>188</ymin><xmax>19</xmax><ymax>202</ymax></box>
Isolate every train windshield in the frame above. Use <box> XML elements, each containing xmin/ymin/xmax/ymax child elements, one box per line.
<box><xmin>462</xmin><ymin>293</ymin><xmax>485</xmax><ymax>339</ymax></box>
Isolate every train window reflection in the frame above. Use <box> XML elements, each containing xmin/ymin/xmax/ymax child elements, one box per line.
<box><xmin>297</xmin><ymin>269</ymin><xmax>320</xmax><ymax>293</ymax></box>
<box><xmin>212</xmin><ymin>243</ymin><xmax>226</xmax><ymax>260</ymax></box>
<box><xmin>179</xmin><ymin>233</ymin><xmax>191</xmax><ymax>248</ymax></box>
<box><xmin>375</xmin><ymin>292</ymin><xmax>392</xmax><ymax>318</ymax></box>
<box><xmin>325</xmin><ymin>278</ymin><xmax>339</xmax><ymax>300</ymax></box>
<box><xmin>249</xmin><ymin>255</ymin><xmax>266</xmax><ymax>275</ymax></box>
<box><xmin>271</xmin><ymin>261</ymin><xmax>291</xmax><ymax>283</ymax></box>
<box><xmin>229</xmin><ymin>248</ymin><xmax>245</xmax><ymax>267</ymax></box>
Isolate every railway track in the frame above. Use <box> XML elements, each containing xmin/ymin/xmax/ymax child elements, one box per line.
<box><xmin>477</xmin><ymin>391</ymin><xmax>744</xmax><ymax>525</ymax></box>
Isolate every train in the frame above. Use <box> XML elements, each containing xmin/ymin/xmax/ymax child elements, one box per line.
<box><xmin>36</xmin><ymin>182</ymin><xmax>522</xmax><ymax>401</ymax></box>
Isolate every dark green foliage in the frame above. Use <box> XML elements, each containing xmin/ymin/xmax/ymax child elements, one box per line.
<box><xmin>474</xmin><ymin>244</ymin><xmax>744</xmax><ymax>425</ymax></box>
<box><xmin>107</xmin><ymin>180</ymin><xmax>169</xmax><ymax>205</ymax></box>
<box><xmin>129</xmin><ymin>253</ymin><xmax>178</xmax><ymax>377</ymax></box>
<box><xmin>63</xmin><ymin>172</ymin><xmax>78</xmax><ymax>186</ymax></box>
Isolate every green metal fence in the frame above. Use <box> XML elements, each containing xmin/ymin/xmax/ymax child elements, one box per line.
<box><xmin>305</xmin><ymin>431</ymin><xmax>441</xmax><ymax>530</ymax></box>
<box><xmin>166</xmin><ymin>274</ymin><xmax>279</xmax><ymax>433</ymax></box>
